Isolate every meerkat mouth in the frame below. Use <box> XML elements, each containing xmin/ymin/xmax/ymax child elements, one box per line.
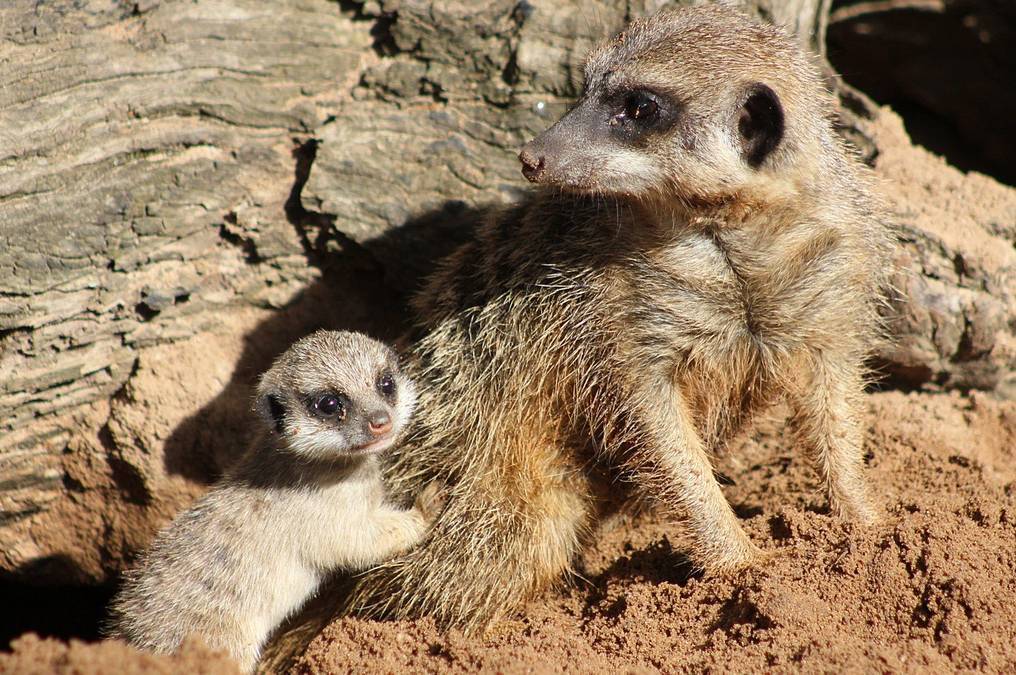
<box><xmin>351</xmin><ymin>435</ymin><xmax>396</xmax><ymax>454</ymax></box>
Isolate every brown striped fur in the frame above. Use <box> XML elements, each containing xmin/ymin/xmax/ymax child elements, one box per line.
<box><xmin>340</xmin><ymin>5</ymin><xmax>894</xmax><ymax>635</ymax></box>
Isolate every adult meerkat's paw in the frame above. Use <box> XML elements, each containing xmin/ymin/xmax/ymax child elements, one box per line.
<box><xmin>414</xmin><ymin>480</ymin><xmax>447</xmax><ymax>524</ymax></box>
<box><xmin>838</xmin><ymin>499</ymin><xmax>882</xmax><ymax>527</ymax></box>
<box><xmin>698</xmin><ymin>543</ymin><xmax>777</xmax><ymax>582</ymax></box>
<box><xmin>826</xmin><ymin>482</ymin><xmax>882</xmax><ymax>527</ymax></box>
<box><xmin>699</xmin><ymin>535</ymin><xmax>766</xmax><ymax>574</ymax></box>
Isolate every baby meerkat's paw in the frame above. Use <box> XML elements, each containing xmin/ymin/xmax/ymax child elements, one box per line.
<box><xmin>414</xmin><ymin>480</ymin><xmax>447</xmax><ymax>524</ymax></box>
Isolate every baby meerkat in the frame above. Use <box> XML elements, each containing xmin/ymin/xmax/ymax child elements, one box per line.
<box><xmin>338</xmin><ymin>5</ymin><xmax>893</xmax><ymax>634</ymax></box>
<box><xmin>107</xmin><ymin>330</ymin><xmax>442</xmax><ymax>672</ymax></box>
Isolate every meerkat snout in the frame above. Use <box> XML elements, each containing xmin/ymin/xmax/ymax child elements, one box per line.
<box><xmin>518</xmin><ymin>148</ymin><xmax>545</xmax><ymax>183</ymax></box>
<box><xmin>367</xmin><ymin>410</ymin><xmax>393</xmax><ymax>436</ymax></box>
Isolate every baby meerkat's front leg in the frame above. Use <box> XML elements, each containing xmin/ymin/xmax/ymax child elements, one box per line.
<box><xmin>627</xmin><ymin>372</ymin><xmax>761</xmax><ymax>571</ymax></box>
<box><xmin>412</xmin><ymin>480</ymin><xmax>447</xmax><ymax>524</ymax></box>
<box><xmin>789</xmin><ymin>353</ymin><xmax>880</xmax><ymax>525</ymax></box>
<box><xmin>339</xmin><ymin>482</ymin><xmax>445</xmax><ymax>570</ymax></box>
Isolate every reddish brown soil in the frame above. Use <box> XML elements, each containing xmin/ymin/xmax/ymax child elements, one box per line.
<box><xmin>5</xmin><ymin>390</ymin><xmax>1013</xmax><ymax>674</ymax></box>
<box><xmin>287</xmin><ymin>390</ymin><xmax>1015</xmax><ymax>673</ymax></box>
<box><xmin>0</xmin><ymin>634</ymin><xmax>240</xmax><ymax>674</ymax></box>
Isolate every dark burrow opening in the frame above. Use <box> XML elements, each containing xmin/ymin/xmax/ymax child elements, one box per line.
<box><xmin>828</xmin><ymin>0</ymin><xmax>1015</xmax><ymax>186</ymax></box>
<box><xmin>0</xmin><ymin>577</ymin><xmax>116</xmax><ymax>649</ymax></box>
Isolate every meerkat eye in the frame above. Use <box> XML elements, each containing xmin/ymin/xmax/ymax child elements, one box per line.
<box><xmin>377</xmin><ymin>371</ymin><xmax>397</xmax><ymax>400</ymax></box>
<box><xmin>624</xmin><ymin>92</ymin><xmax>659</xmax><ymax>121</ymax></box>
<box><xmin>312</xmin><ymin>394</ymin><xmax>345</xmax><ymax>419</ymax></box>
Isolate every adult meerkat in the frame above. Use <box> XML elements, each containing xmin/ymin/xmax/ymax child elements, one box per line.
<box><xmin>107</xmin><ymin>330</ymin><xmax>442</xmax><ymax>672</ymax></box>
<box><xmin>344</xmin><ymin>5</ymin><xmax>893</xmax><ymax>633</ymax></box>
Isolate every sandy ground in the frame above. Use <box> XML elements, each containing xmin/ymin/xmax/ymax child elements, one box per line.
<box><xmin>0</xmin><ymin>635</ymin><xmax>240</xmax><ymax>675</ymax></box>
<box><xmin>290</xmin><ymin>390</ymin><xmax>1016</xmax><ymax>673</ymax></box>
<box><xmin>2</xmin><ymin>388</ymin><xmax>1013</xmax><ymax>673</ymax></box>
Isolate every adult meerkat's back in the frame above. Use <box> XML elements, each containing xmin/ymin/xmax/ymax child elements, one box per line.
<box><xmin>344</xmin><ymin>5</ymin><xmax>892</xmax><ymax>633</ymax></box>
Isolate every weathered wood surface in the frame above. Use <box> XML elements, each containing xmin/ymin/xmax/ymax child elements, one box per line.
<box><xmin>1</xmin><ymin>0</ymin><xmax>366</xmax><ymax>429</ymax></box>
<box><xmin>0</xmin><ymin>0</ymin><xmax>1013</xmax><ymax>582</ymax></box>
<box><xmin>0</xmin><ymin>0</ymin><xmax>369</xmax><ymax>576</ymax></box>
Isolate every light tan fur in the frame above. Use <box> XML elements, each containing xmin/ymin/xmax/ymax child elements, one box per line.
<box><xmin>334</xmin><ymin>4</ymin><xmax>892</xmax><ymax>638</ymax></box>
<box><xmin>106</xmin><ymin>331</ymin><xmax>442</xmax><ymax>672</ymax></box>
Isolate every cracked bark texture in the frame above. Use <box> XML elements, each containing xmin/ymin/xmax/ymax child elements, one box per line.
<box><xmin>0</xmin><ymin>0</ymin><xmax>1013</xmax><ymax>586</ymax></box>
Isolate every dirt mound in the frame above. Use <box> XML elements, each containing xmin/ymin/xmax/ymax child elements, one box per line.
<box><xmin>0</xmin><ymin>634</ymin><xmax>240</xmax><ymax>675</ymax></box>
<box><xmin>2</xmin><ymin>392</ymin><xmax>1011</xmax><ymax>674</ymax></box>
<box><xmin>293</xmin><ymin>391</ymin><xmax>1015</xmax><ymax>673</ymax></box>
<box><xmin>4</xmin><ymin>392</ymin><xmax>1011</xmax><ymax>674</ymax></box>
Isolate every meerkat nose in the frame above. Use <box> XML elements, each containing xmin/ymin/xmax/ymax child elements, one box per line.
<box><xmin>367</xmin><ymin>410</ymin><xmax>393</xmax><ymax>436</ymax></box>
<box><xmin>519</xmin><ymin>147</ymin><xmax>546</xmax><ymax>183</ymax></box>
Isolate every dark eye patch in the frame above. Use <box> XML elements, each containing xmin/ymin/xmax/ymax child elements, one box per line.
<box><xmin>603</xmin><ymin>88</ymin><xmax>678</xmax><ymax>144</ymax></box>
<box><xmin>309</xmin><ymin>392</ymin><xmax>348</xmax><ymax>421</ymax></box>
<box><xmin>624</xmin><ymin>92</ymin><xmax>659</xmax><ymax>121</ymax></box>
<box><xmin>377</xmin><ymin>370</ymin><xmax>397</xmax><ymax>401</ymax></box>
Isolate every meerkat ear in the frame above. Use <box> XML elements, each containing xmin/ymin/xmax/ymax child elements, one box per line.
<box><xmin>255</xmin><ymin>391</ymin><xmax>286</xmax><ymax>433</ymax></box>
<box><xmin>737</xmin><ymin>83</ymin><xmax>784</xmax><ymax>168</ymax></box>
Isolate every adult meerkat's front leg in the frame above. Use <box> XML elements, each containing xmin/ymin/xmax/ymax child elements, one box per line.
<box><xmin>626</xmin><ymin>371</ymin><xmax>761</xmax><ymax>570</ymax></box>
<box><xmin>789</xmin><ymin>352</ymin><xmax>880</xmax><ymax>525</ymax></box>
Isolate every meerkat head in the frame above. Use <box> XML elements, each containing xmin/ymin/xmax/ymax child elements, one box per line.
<box><xmin>518</xmin><ymin>6</ymin><xmax>832</xmax><ymax>206</ymax></box>
<box><xmin>253</xmin><ymin>330</ymin><xmax>416</xmax><ymax>461</ymax></box>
